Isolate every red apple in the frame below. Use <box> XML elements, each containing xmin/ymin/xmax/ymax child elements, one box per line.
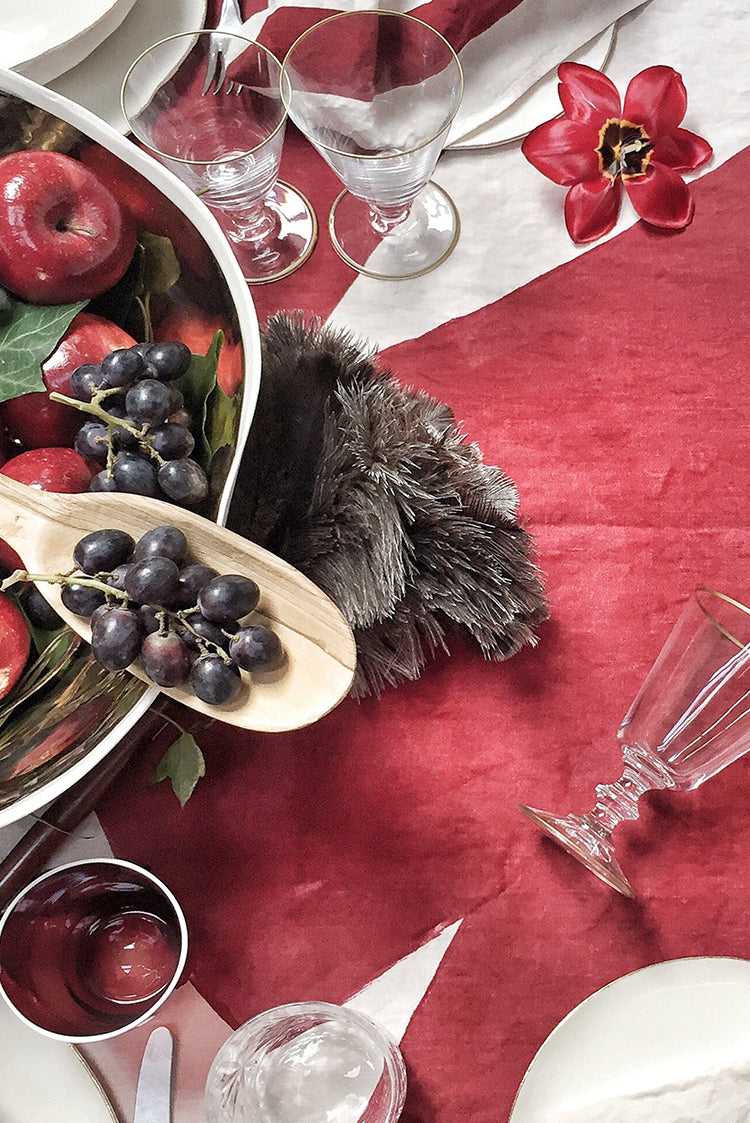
<box><xmin>157</xmin><ymin>306</ymin><xmax>243</xmax><ymax>397</ymax></box>
<box><xmin>0</xmin><ymin>392</ymin><xmax>82</xmax><ymax>448</ymax></box>
<box><xmin>0</xmin><ymin>539</ymin><xmax>23</xmax><ymax>573</ymax></box>
<box><xmin>0</xmin><ymin>151</ymin><xmax>136</xmax><ymax>304</ymax></box>
<box><xmin>42</xmin><ymin>311</ymin><xmax>137</xmax><ymax>397</ymax></box>
<box><xmin>1</xmin><ymin>447</ymin><xmax>96</xmax><ymax>492</ymax></box>
<box><xmin>80</xmin><ymin>144</ymin><xmax>214</xmax><ymax>280</ymax></box>
<box><xmin>0</xmin><ymin>591</ymin><xmax>31</xmax><ymax>700</ymax></box>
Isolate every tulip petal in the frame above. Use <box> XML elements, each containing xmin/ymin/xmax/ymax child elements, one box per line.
<box><xmin>558</xmin><ymin>62</ymin><xmax>621</xmax><ymax>124</ymax></box>
<box><xmin>625</xmin><ymin>164</ymin><xmax>694</xmax><ymax>228</ymax></box>
<box><xmin>655</xmin><ymin>127</ymin><xmax>712</xmax><ymax>171</ymax></box>
<box><xmin>564</xmin><ymin>178</ymin><xmax>622</xmax><ymax>243</ymax></box>
<box><xmin>624</xmin><ymin>66</ymin><xmax>687</xmax><ymax>137</ymax></box>
<box><xmin>522</xmin><ymin>118</ymin><xmax>601</xmax><ymax>186</ymax></box>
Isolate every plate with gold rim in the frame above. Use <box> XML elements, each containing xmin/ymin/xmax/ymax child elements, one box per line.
<box><xmin>509</xmin><ymin>957</ymin><xmax>750</xmax><ymax>1121</ymax></box>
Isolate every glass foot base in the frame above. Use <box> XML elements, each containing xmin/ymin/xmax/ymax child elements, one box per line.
<box><xmin>214</xmin><ymin>181</ymin><xmax>317</xmax><ymax>285</ymax></box>
<box><xmin>518</xmin><ymin>805</ymin><xmax>635</xmax><ymax>898</ymax></box>
<box><xmin>329</xmin><ymin>181</ymin><xmax>460</xmax><ymax>280</ymax></box>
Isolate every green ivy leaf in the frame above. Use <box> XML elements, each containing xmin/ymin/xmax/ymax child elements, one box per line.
<box><xmin>174</xmin><ymin>330</ymin><xmax>223</xmax><ymax>471</ymax></box>
<box><xmin>205</xmin><ymin>380</ymin><xmax>237</xmax><ymax>460</ymax></box>
<box><xmin>151</xmin><ymin>731</ymin><xmax>206</xmax><ymax>807</ymax></box>
<box><xmin>139</xmin><ymin>231</ymin><xmax>181</xmax><ymax>295</ymax></box>
<box><xmin>0</xmin><ymin>296</ymin><xmax>87</xmax><ymax>404</ymax></box>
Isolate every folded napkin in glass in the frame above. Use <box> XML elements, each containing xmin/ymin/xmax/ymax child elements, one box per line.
<box><xmin>234</xmin><ymin>0</ymin><xmax>648</xmax><ymax>142</ymax></box>
<box><xmin>547</xmin><ymin>1054</ymin><xmax>750</xmax><ymax>1123</ymax></box>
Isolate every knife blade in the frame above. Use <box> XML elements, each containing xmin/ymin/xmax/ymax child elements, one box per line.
<box><xmin>133</xmin><ymin>1026</ymin><xmax>174</xmax><ymax>1123</ymax></box>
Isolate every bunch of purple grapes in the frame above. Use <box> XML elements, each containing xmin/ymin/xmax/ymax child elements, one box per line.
<box><xmin>64</xmin><ymin>524</ymin><xmax>285</xmax><ymax>705</ymax></box>
<box><xmin>71</xmin><ymin>341</ymin><xmax>209</xmax><ymax>507</ymax></box>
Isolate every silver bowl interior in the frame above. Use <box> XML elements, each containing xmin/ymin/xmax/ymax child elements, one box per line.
<box><xmin>0</xmin><ymin>66</ymin><xmax>261</xmax><ymax>826</ymax></box>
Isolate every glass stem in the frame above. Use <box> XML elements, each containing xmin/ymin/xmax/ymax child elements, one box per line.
<box><xmin>219</xmin><ymin>200</ymin><xmax>278</xmax><ymax>251</ymax></box>
<box><xmin>583</xmin><ymin>745</ymin><xmax>674</xmax><ymax>836</ymax></box>
<box><xmin>368</xmin><ymin>202</ymin><xmax>411</xmax><ymax>234</ymax></box>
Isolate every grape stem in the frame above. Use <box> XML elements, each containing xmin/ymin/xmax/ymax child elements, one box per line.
<box><xmin>48</xmin><ymin>389</ymin><xmax>168</xmax><ymax>468</ymax></box>
<box><xmin>0</xmin><ymin>570</ymin><xmax>234</xmax><ymax>664</ymax></box>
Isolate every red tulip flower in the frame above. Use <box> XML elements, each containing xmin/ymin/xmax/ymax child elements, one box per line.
<box><xmin>521</xmin><ymin>63</ymin><xmax>712</xmax><ymax>243</ymax></box>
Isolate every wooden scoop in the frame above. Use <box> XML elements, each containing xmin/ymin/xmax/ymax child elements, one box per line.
<box><xmin>0</xmin><ymin>474</ymin><xmax>356</xmax><ymax>732</ymax></box>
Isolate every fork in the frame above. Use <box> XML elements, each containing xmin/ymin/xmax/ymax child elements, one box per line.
<box><xmin>202</xmin><ymin>0</ymin><xmax>246</xmax><ymax>95</ymax></box>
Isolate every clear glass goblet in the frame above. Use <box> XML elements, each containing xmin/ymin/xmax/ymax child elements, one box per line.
<box><xmin>281</xmin><ymin>10</ymin><xmax>463</xmax><ymax>281</ymax></box>
<box><xmin>121</xmin><ymin>30</ymin><xmax>317</xmax><ymax>284</ymax></box>
<box><xmin>204</xmin><ymin>1001</ymin><xmax>407</xmax><ymax>1123</ymax></box>
<box><xmin>519</xmin><ymin>588</ymin><xmax>750</xmax><ymax>898</ymax></box>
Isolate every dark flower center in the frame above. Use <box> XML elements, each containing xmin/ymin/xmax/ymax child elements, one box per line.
<box><xmin>597</xmin><ymin>119</ymin><xmax>653</xmax><ymax>180</ymax></box>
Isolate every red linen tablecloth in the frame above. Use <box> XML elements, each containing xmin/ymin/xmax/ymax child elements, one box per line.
<box><xmin>95</xmin><ymin>131</ymin><xmax>750</xmax><ymax>1123</ymax></box>
<box><xmin>85</xmin><ymin>2</ymin><xmax>750</xmax><ymax>1120</ymax></box>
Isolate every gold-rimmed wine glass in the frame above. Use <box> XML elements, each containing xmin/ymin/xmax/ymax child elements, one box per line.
<box><xmin>281</xmin><ymin>10</ymin><xmax>463</xmax><ymax>281</ymax></box>
<box><xmin>520</xmin><ymin>588</ymin><xmax>750</xmax><ymax>897</ymax></box>
<box><xmin>121</xmin><ymin>30</ymin><xmax>317</xmax><ymax>285</ymax></box>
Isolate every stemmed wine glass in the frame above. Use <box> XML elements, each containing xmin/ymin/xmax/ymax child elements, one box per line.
<box><xmin>121</xmin><ymin>31</ymin><xmax>317</xmax><ymax>284</ymax></box>
<box><xmin>281</xmin><ymin>10</ymin><xmax>463</xmax><ymax>281</ymax></box>
<box><xmin>520</xmin><ymin>588</ymin><xmax>750</xmax><ymax>897</ymax></box>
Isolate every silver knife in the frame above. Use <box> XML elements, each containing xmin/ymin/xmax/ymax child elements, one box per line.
<box><xmin>133</xmin><ymin>1026</ymin><xmax>174</xmax><ymax>1123</ymax></box>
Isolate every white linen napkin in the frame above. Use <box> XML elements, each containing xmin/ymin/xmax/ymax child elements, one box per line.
<box><xmin>547</xmin><ymin>1054</ymin><xmax>750</xmax><ymax>1123</ymax></box>
<box><xmin>235</xmin><ymin>0</ymin><xmax>652</xmax><ymax>142</ymax></box>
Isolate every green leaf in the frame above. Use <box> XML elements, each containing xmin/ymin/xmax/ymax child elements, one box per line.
<box><xmin>151</xmin><ymin>731</ymin><xmax>206</xmax><ymax>807</ymax></box>
<box><xmin>139</xmin><ymin>231</ymin><xmax>181</xmax><ymax>295</ymax></box>
<box><xmin>174</xmin><ymin>331</ymin><xmax>223</xmax><ymax>471</ymax></box>
<box><xmin>205</xmin><ymin>380</ymin><xmax>238</xmax><ymax>460</ymax></box>
<box><xmin>0</xmin><ymin>297</ymin><xmax>87</xmax><ymax>404</ymax></box>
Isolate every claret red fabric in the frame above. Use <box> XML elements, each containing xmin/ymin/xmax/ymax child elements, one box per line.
<box><xmin>96</xmin><ymin>140</ymin><xmax>750</xmax><ymax>1122</ymax></box>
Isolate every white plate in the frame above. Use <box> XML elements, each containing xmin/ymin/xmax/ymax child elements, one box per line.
<box><xmin>1</xmin><ymin>0</ymin><xmax>138</xmax><ymax>85</ymax></box>
<box><xmin>446</xmin><ymin>23</ymin><xmax>616</xmax><ymax>151</ymax></box>
<box><xmin>509</xmin><ymin>957</ymin><xmax>750</xmax><ymax>1121</ymax></box>
<box><xmin>0</xmin><ymin>998</ymin><xmax>118</xmax><ymax>1121</ymax></box>
<box><xmin>48</xmin><ymin>0</ymin><xmax>208</xmax><ymax>133</ymax></box>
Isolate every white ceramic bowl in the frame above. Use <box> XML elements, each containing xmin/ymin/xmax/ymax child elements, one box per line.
<box><xmin>0</xmin><ymin>66</ymin><xmax>261</xmax><ymax>826</ymax></box>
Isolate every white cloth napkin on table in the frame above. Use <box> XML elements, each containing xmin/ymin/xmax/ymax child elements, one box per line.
<box><xmin>235</xmin><ymin>0</ymin><xmax>653</xmax><ymax>143</ymax></box>
<box><xmin>546</xmin><ymin>1055</ymin><xmax>750</xmax><ymax>1123</ymax></box>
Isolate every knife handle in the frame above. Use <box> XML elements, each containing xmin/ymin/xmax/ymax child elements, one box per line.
<box><xmin>0</xmin><ymin>705</ymin><xmax>167</xmax><ymax>911</ymax></box>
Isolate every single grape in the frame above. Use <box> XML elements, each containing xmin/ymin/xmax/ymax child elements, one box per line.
<box><xmin>157</xmin><ymin>459</ymin><xmax>209</xmax><ymax>505</ymax></box>
<box><xmin>140</xmin><ymin>604</ymin><xmax>162</xmax><ymax>635</ymax></box>
<box><xmin>105</xmin><ymin>563</ymin><xmax>132</xmax><ymax>591</ymax></box>
<box><xmin>91</xmin><ymin>605</ymin><xmax>143</xmax><ymax>671</ymax></box>
<box><xmin>174</xmin><ymin>564</ymin><xmax>217</xmax><ymax>609</ymax></box>
<box><xmin>144</xmin><ymin>341</ymin><xmax>191</xmax><ymax>381</ymax></box>
<box><xmin>74</xmin><ymin>529</ymin><xmax>135</xmax><ymax>575</ymax></box>
<box><xmin>112</xmin><ymin>452</ymin><xmax>159</xmax><ymax>497</ymax></box>
<box><xmin>147</xmin><ymin>422</ymin><xmax>194</xmax><ymax>461</ymax></box>
<box><xmin>22</xmin><ymin>586</ymin><xmax>63</xmax><ymax>630</ymax></box>
<box><xmin>167</xmin><ymin>408</ymin><xmax>192</xmax><ymax>429</ymax></box>
<box><xmin>75</xmin><ymin>421</ymin><xmax>109</xmax><ymax>462</ymax></box>
<box><xmin>134</xmin><ymin>525</ymin><xmax>188</xmax><ymax>565</ymax></box>
<box><xmin>61</xmin><ymin>582</ymin><xmax>106</xmax><ymax>617</ymax></box>
<box><xmin>105</xmin><ymin>404</ymin><xmax>140</xmax><ymax>452</ymax></box>
<box><xmin>189</xmin><ymin>654</ymin><xmax>242</xmax><ymax>704</ymax></box>
<box><xmin>166</xmin><ymin>386</ymin><xmax>184</xmax><ymax>414</ymax></box>
<box><xmin>89</xmin><ymin>470</ymin><xmax>119</xmax><ymax>492</ymax></box>
<box><xmin>70</xmin><ymin>363</ymin><xmax>105</xmax><ymax>401</ymax></box>
<box><xmin>100</xmin><ymin>348</ymin><xmax>147</xmax><ymax>388</ymax></box>
<box><xmin>198</xmin><ymin>574</ymin><xmax>260</xmax><ymax>625</ymax></box>
<box><xmin>181</xmin><ymin>613</ymin><xmax>231</xmax><ymax>652</ymax></box>
<box><xmin>125</xmin><ymin>380</ymin><xmax>174</xmax><ymax>427</ymax></box>
<box><xmin>229</xmin><ymin>625</ymin><xmax>284</xmax><ymax>672</ymax></box>
<box><xmin>124</xmin><ymin>556</ymin><xmax>180</xmax><ymax>605</ymax></box>
<box><xmin>141</xmin><ymin>631</ymin><xmax>191</xmax><ymax>687</ymax></box>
